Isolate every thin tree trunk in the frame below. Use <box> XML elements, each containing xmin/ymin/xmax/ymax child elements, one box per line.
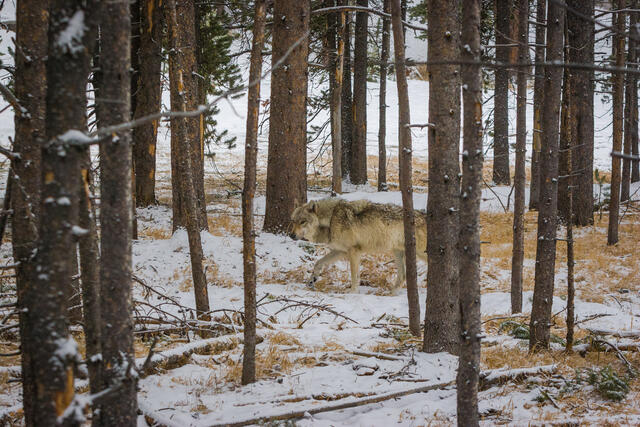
<box><xmin>631</xmin><ymin>1</ymin><xmax>640</xmax><ymax>184</ymax></box>
<box><xmin>97</xmin><ymin>0</ymin><xmax>137</xmax><ymax>423</ymax></box>
<box><xmin>390</xmin><ymin>0</ymin><xmax>419</xmax><ymax>337</ymax></box>
<box><xmin>33</xmin><ymin>0</ymin><xmax>99</xmax><ymax>423</ymax></box>
<box><xmin>169</xmin><ymin>0</ymin><xmax>208</xmax><ymax>232</ymax></box>
<box><xmin>567</xmin><ymin>0</ymin><xmax>594</xmax><ymax>227</ymax></box>
<box><xmin>622</xmin><ymin>8</ymin><xmax>637</xmax><ymax>202</ymax></box>
<box><xmin>329</xmin><ymin>1</ymin><xmax>344</xmax><ymax>194</ymax></box>
<box><xmin>78</xmin><ymin>148</ymin><xmax>102</xmax><ymax>410</ymax></box>
<box><xmin>351</xmin><ymin>0</ymin><xmax>368</xmax><ymax>185</ymax></box>
<box><xmin>241</xmin><ymin>0</ymin><xmax>266</xmax><ymax>386</ymax></box>
<box><xmin>558</xmin><ymin>40</ymin><xmax>570</xmax><ymax>223</ymax></box>
<box><xmin>378</xmin><ymin>0</ymin><xmax>390</xmax><ymax>192</ymax></box>
<box><xmin>130</xmin><ymin>0</ymin><xmax>140</xmax><ymax>240</ymax></box>
<box><xmin>493</xmin><ymin>0</ymin><xmax>511</xmax><ymax>186</ymax></box>
<box><xmin>342</xmin><ymin>8</ymin><xmax>353</xmax><ymax>180</ymax></box>
<box><xmin>566</xmin><ymin>147</ymin><xmax>575</xmax><ymax>351</ymax></box>
<box><xmin>529</xmin><ymin>0</ymin><xmax>564</xmax><ymax>351</ymax></box>
<box><xmin>510</xmin><ymin>0</ymin><xmax>527</xmax><ymax>315</ymax></box>
<box><xmin>12</xmin><ymin>0</ymin><xmax>47</xmax><ymax>423</ymax></box>
<box><xmin>608</xmin><ymin>1</ymin><xmax>625</xmax><ymax>246</ymax></box>
<box><xmin>457</xmin><ymin>0</ymin><xmax>483</xmax><ymax>422</ymax></box>
<box><xmin>263</xmin><ymin>0</ymin><xmax>310</xmax><ymax>234</ymax></box>
<box><xmin>134</xmin><ymin>0</ymin><xmax>162</xmax><ymax>207</ymax></box>
<box><xmin>0</xmin><ymin>172</ymin><xmax>11</xmax><ymax>245</ymax></box>
<box><xmin>166</xmin><ymin>0</ymin><xmax>211</xmax><ymax>323</ymax></box>
<box><xmin>423</xmin><ymin>0</ymin><xmax>461</xmax><ymax>355</ymax></box>
<box><xmin>529</xmin><ymin>0</ymin><xmax>546</xmax><ymax>210</ymax></box>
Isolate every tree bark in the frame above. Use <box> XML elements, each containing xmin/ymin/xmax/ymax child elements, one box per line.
<box><xmin>608</xmin><ymin>1</ymin><xmax>625</xmax><ymax>246</ymax></box>
<box><xmin>133</xmin><ymin>0</ymin><xmax>163</xmax><ymax>207</ymax></box>
<box><xmin>166</xmin><ymin>0</ymin><xmax>211</xmax><ymax>325</ymax></box>
<box><xmin>350</xmin><ymin>0</ymin><xmax>368</xmax><ymax>185</ymax></box>
<box><xmin>423</xmin><ymin>0</ymin><xmax>461</xmax><ymax>355</ymax></box>
<box><xmin>263</xmin><ymin>0</ymin><xmax>310</xmax><ymax>234</ymax></box>
<box><xmin>529</xmin><ymin>0</ymin><xmax>564</xmax><ymax>351</ymax></box>
<box><xmin>457</xmin><ymin>0</ymin><xmax>483</xmax><ymax>423</ymax></box>
<box><xmin>567</xmin><ymin>0</ymin><xmax>594</xmax><ymax>226</ymax></box>
<box><xmin>631</xmin><ymin>1</ymin><xmax>640</xmax><ymax>184</ymax></box>
<box><xmin>566</xmin><ymin>146</ymin><xmax>575</xmax><ymax>351</ymax></box>
<box><xmin>493</xmin><ymin>0</ymin><xmax>511</xmax><ymax>185</ymax></box>
<box><xmin>390</xmin><ymin>0</ymin><xmax>419</xmax><ymax>337</ymax></box>
<box><xmin>169</xmin><ymin>0</ymin><xmax>208</xmax><ymax>232</ymax></box>
<box><xmin>529</xmin><ymin>0</ymin><xmax>546</xmax><ymax>210</ymax></box>
<box><xmin>33</xmin><ymin>0</ymin><xmax>99</xmax><ymax>423</ymax></box>
<box><xmin>622</xmin><ymin>6</ymin><xmax>637</xmax><ymax>202</ymax></box>
<box><xmin>78</xmin><ymin>148</ymin><xmax>102</xmax><ymax>412</ymax></box>
<box><xmin>328</xmin><ymin>1</ymin><xmax>344</xmax><ymax>194</ymax></box>
<box><xmin>96</xmin><ymin>0</ymin><xmax>137</xmax><ymax>424</ymax></box>
<box><xmin>378</xmin><ymin>0</ymin><xmax>390</xmax><ymax>192</ymax></box>
<box><xmin>341</xmin><ymin>8</ymin><xmax>353</xmax><ymax>180</ymax></box>
<box><xmin>510</xmin><ymin>0</ymin><xmax>527</xmax><ymax>315</ymax></box>
<box><xmin>12</xmin><ymin>0</ymin><xmax>47</xmax><ymax>423</ymax></box>
<box><xmin>242</xmin><ymin>0</ymin><xmax>266</xmax><ymax>386</ymax></box>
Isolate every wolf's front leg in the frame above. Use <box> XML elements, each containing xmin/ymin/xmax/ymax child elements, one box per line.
<box><xmin>309</xmin><ymin>250</ymin><xmax>346</xmax><ymax>287</ymax></box>
<box><xmin>348</xmin><ymin>251</ymin><xmax>361</xmax><ymax>292</ymax></box>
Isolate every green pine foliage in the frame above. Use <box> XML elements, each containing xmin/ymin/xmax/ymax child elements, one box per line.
<box><xmin>197</xmin><ymin>5</ymin><xmax>243</xmax><ymax>151</ymax></box>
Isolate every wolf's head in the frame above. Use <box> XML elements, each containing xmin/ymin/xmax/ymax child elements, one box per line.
<box><xmin>290</xmin><ymin>201</ymin><xmax>321</xmax><ymax>242</ymax></box>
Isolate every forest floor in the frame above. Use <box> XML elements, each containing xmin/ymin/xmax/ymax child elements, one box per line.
<box><xmin>3</xmin><ymin>151</ymin><xmax>639</xmax><ymax>426</ymax></box>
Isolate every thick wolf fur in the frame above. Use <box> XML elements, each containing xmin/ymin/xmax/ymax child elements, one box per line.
<box><xmin>291</xmin><ymin>198</ymin><xmax>427</xmax><ymax>292</ymax></box>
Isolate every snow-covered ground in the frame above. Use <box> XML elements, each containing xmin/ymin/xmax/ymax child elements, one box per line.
<box><xmin>1</xmin><ymin>2</ymin><xmax>639</xmax><ymax>425</ymax></box>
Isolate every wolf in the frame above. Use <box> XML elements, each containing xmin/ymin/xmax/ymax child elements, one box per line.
<box><xmin>290</xmin><ymin>198</ymin><xmax>427</xmax><ymax>292</ymax></box>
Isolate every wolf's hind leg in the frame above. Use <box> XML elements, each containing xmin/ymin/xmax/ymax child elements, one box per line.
<box><xmin>393</xmin><ymin>250</ymin><xmax>406</xmax><ymax>292</ymax></box>
<box><xmin>348</xmin><ymin>251</ymin><xmax>361</xmax><ymax>292</ymax></box>
<box><xmin>310</xmin><ymin>250</ymin><xmax>346</xmax><ymax>286</ymax></box>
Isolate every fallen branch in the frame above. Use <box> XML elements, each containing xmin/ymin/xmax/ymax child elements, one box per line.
<box><xmin>479</xmin><ymin>364</ymin><xmax>557</xmax><ymax>390</ymax></box>
<box><xmin>587</xmin><ymin>328</ymin><xmax>640</xmax><ymax>338</ymax></box>
<box><xmin>135</xmin><ymin>333</ymin><xmax>244</xmax><ymax>377</ymax></box>
<box><xmin>141</xmin><ymin>379</ymin><xmax>455</xmax><ymax>427</ymax></box>
<box><xmin>349</xmin><ymin>349</ymin><xmax>405</xmax><ymax>361</ymax></box>
<box><xmin>592</xmin><ymin>338</ymin><xmax>637</xmax><ymax>375</ymax></box>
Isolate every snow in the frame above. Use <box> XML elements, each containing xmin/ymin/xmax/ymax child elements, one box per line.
<box><xmin>55</xmin><ymin>10</ymin><xmax>87</xmax><ymax>54</ymax></box>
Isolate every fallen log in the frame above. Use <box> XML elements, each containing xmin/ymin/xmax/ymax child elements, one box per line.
<box><xmin>479</xmin><ymin>364</ymin><xmax>557</xmax><ymax>390</ymax></box>
<box><xmin>586</xmin><ymin>328</ymin><xmax>640</xmax><ymax>338</ymax></box>
<box><xmin>136</xmin><ymin>332</ymin><xmax>244</xmax><ymax>377</ymax></box>
<box><xmin>140</xmin><ymin>379</ymin><xmax>456</xmax><ymax>427</ymax></box>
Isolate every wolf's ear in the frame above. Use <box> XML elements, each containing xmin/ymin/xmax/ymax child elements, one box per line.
<box><xmin>310</xmin><ymin>201</ymin><xmax>318</xmax><ymax>214</ymax></box>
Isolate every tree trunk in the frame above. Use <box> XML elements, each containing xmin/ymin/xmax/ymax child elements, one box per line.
<box><xmin>133</xmin><ymin>0</ymin><xmax>163</xmax><ymax>207</ymax></box>
<box><xmin>493</xmin><ymin>0</ymin><xmax>511</xmax><ymax>185</ymax></box>
<box><xmin>566</xmin><ymin>147</ymin><xmax>575</xmax><ymax>352</ymax></box>
<box><xmin>510</xmin><ymin>0</ymin><xmax>527</xmax><ymax>315</ymax></box>
<box><xmin>32</xmin><ymin>0</ymin><xmax>99</xmax><ymax>423</ymax></box>
<box><xmin>390</xmin><ymin>0</ymin><xmax>420</xmax><ymax>337</ymax></box>
<box><xmin>96</xmin><ymin>1</ymin><xmax>137</xmax><ymax>424</ymax></box>
<box><xmin>12</xmin><ymin>0</ymin><xmax>47</xmax><ymax>423</ymax></box>
<box><xmin>558</xmin><ymin>46</ymin><xmax>570</xmax><ymax>223</ymax></box>
<box><xmin>169</xmin><ymin>0</ymin><xmax>208</xmax><ymax>232</ymax></box>
<box><xmin>529</xmin><ymin>0</ymin><xmax>546</xmax><ymax>210</ymax></box>
<box><xmin>608</xmin><ymin>1</ymin><xmax>625</xmax><ymax>246</ymax></box>
<box><xmin>328</xmin><ymin>1</ymin><xmax>344</xmax><ymax>195</ymax></box>
<box><xmin>350</xmin><ymin>0</ymin><xmax>368</xmax><ymax>185</ymax></box>
<box><xmin>423</xmin><ymin>0</ymin><xmax>461</xmax><ymax>355</ymax></box>
<box><xmin>78</xmin><ymin>148</ymin><xmax>102</xmax><ymax>410</ymax></box>
<box><xmin>631</xmin><ymin>1</ymin><xmax>640</xmax><ymax>184</ymax></box>
<box><xmin>457</xmin><ymin>0</ymin><xmax>483</xmax><ymax>423</ymax></box>
<box><xmin>263</xmin><ymin>0</ymin><xmax>310</xmax><ymax>234</ymax></box>
<box><xmin>242</xmin><ymin>0</ymin><xmax>266</xmax><ymax>386</ymax></box>
<box><xmin>166</xmin><ymin>0</ymin><xmax>211</xmax><ymax>324</ymax></box>
<box><xmin>378</xmin><ymin>0</ymin><xmax>390</xmax><ymax>192</ymax></box>
<box><xmin>341</xmin><ymin>8</ymin><xmax>353</xmax><ymax>180</ymax></box>
<box><xmin>622</xmin><ymin>7</ymin><xmax>637</xmax><ymax>202</ymax></box>
<box><xmin>130</xmin><ymin>0</ymin><xmax>140</xmax><ymax>241</ymax></box>
<box><xmin>529</xmin><ymin>0</ymin><xmax>564</xmax><ymax>351</ymax></box>
<box><xmin>567</xmin><ymin>0</ymin><xmax>594</xmax><ymax>226</ymax></box>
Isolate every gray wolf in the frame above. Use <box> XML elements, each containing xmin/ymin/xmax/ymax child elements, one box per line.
<box><xmin>290</xmin><ymin>198</ymin><xmax>427</xmax><ymax>292</ymax></box>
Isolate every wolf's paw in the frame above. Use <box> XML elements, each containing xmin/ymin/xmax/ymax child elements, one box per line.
<box><xmin>307</xmin><ymin>275</ymin><xmax>318</xmax><ymax>289</ymax></box>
